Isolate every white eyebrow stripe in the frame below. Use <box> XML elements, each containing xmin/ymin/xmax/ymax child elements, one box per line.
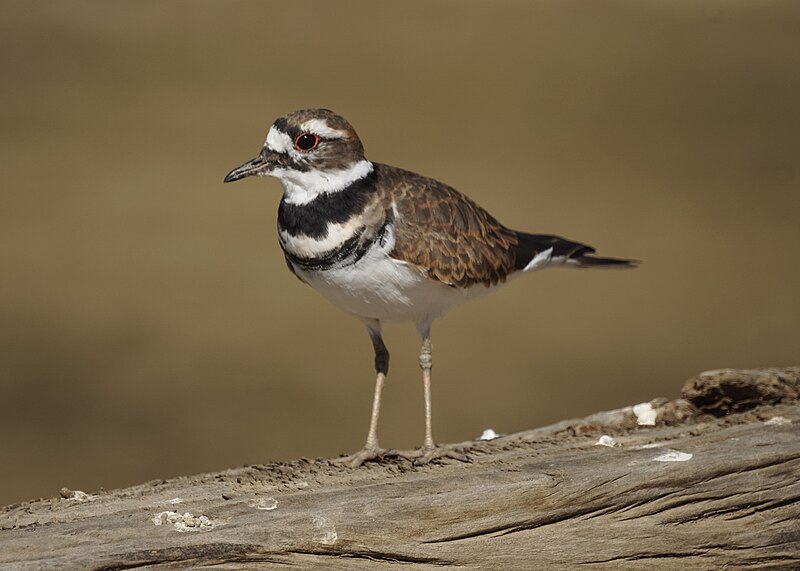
<box><xmin>265</xmin><ymin>126</ymin><xmax>293</xmax><ymax>153</ymax></box>
<box><xmin>300</xmin><ymin>118</ymin><xmax>347</xmax><ymax>139</ymax></box>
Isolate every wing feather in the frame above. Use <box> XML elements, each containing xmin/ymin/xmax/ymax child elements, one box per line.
<box><xmin>380</xmin><ymin>164</ymin><xmax>519</xmax><ymax>288</ymax></box>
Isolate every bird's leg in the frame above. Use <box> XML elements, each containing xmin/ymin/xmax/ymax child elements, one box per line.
<box><xmin>393</xmin><ymin>332</ymin><xmax>470</xmax><ymax>466</ymax></box>
<box><xmin>420</xmin><ymin>337</ymin><xmax>435</xmax><ymax>449</ymax></box>
<box><xmin>364</xmin><ymin>371</ymin><xmax>385</xmax><ymax>451</ymax></box>
<box><xmin>332</xmin><ymin>320</ymin><xmax>390</xmax><ymax>467</ymax></box>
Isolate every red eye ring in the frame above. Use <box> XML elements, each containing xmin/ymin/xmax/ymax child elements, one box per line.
<box><xmin>293</xmin><ymin>132</ymin><xmax>319</xmax><ymax>151</ymax></box>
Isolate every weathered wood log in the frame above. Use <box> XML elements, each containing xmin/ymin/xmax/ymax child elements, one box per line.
<box><xmin>2</xmin><ymin>367</ymin><xmax>799</xmax><ymax>570</ymax></box>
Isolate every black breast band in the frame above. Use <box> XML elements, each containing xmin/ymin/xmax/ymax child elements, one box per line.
<box><xmin>282</xmin><ymin>222</ymin><xmax>389</xmax><ymax>272</ymax></box>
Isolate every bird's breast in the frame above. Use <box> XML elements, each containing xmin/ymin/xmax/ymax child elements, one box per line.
<box><xmin>281</xmin><ymin>221</ymin><xmax>486</xmax><ymax>323</ymax></box>
<box><xmin>276</xmin><ymin>169</ymin><xmax>390</xmax><ymax>273</ymax></box>
<box><xmin>278</xmin><ymin>217</ymin><xmax>366</xmax><ymax>261</ymax></box>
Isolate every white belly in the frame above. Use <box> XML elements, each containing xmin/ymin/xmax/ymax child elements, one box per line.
<box><xmin>295</xmin><ymin>247</ymin><xmax>489</xmax><ymax>324</ymax></box>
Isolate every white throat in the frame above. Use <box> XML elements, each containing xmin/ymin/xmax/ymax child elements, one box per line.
<box><xmin>274</xmin><ymin>159</ymin><xmax>374</xmax><ymax>205</ymax></box>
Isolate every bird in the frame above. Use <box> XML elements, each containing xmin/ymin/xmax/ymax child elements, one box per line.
<box><xmin>224</xmin><ymin>108</ymin><xmax>637</xmax><ymax>467</ymax></box>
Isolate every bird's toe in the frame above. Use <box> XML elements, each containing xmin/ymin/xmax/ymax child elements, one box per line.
<box><xmin>388</xmin><ymin>445</ymin><xmax>470</xmax><ymax>466</ymax></box>
<box><xmin>330</xmin><ymin>446</ymin><xmax>386</xmax><ymax>468</ymax></box>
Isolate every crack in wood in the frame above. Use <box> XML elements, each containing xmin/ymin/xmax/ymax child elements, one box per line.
<box><xmin>95</xmin><ymin>543</ymin><xmax>290</xmax><ymax>570</ymax></box>
<box><xmin>288</xmin><ymin>549</ymin><xmax>458</xmax><ymax>566</ymax></box>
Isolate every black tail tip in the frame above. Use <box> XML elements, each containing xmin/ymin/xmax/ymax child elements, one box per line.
<box><xmin>574</xmin><ymin>255</ymin><xmax>641</xmax><ymax>269</ymax></box>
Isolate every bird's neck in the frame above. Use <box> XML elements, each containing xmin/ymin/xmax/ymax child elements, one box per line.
<box><xmin>277</xmin><ymin>161</ymin><xmax>379</xmax><ymax>242</ymax></box>
<box><xmin>278</xmin><ymin>159</ymin><xmax>374</xmax><ymax>206</ymax></box>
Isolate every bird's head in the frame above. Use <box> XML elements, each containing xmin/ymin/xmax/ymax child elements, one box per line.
<box><xmin>224</xmin><ymin>109</ymin><xmax>372</xmax><ymax>203</ymax></box>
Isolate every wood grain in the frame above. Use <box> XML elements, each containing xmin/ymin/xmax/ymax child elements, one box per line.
<box><xmin>1</xmin><ymin>367</ymin><xmax>798</xmax><ymax>570</ymax></box>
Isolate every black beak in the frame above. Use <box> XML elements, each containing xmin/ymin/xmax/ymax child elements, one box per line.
<box><xmin>223</xmin><ymin>154</ymin><xmax>270</xmax><ymax>183</ymax></box>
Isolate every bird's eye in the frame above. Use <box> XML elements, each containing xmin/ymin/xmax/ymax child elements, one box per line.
<box><xmin>293</xmin><ymin>133</ymin><xmax>319</xmax><ymax>151</ymax></box>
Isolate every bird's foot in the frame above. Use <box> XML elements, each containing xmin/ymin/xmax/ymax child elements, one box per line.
<box><xmin>330</xmin><ymin>446</ymin><xmax>388</xmax><ymax>468</ymax></box>
<box><xmin>389</xmin><ymin>445</ymin><xmax>471</xmax><ymax>466</ymax></box>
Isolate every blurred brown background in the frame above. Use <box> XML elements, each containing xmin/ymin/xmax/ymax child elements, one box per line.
<box><xmin>1</xmin><ymin>1</ymin><xmax>798</xmax><ymax>507</ymax></box>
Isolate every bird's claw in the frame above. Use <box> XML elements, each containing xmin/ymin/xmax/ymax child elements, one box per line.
<box><xmin>330</xmin><ymin>446</ymin><xmax>387</xmax><ymax>468</ymax></box>
<box><xmin>388</xmin><ymin>446</ymin><xmax>471</xmax><ymax>466</ymax></box>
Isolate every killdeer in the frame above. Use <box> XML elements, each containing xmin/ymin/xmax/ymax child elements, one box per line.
<box><xmin>224</xmin><ymin>108</ymin><xmax>636</xmax><ymax>467</ymax></box>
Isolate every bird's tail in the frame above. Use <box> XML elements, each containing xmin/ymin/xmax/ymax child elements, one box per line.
<box><xmin>513</xmin><ymin>232</ymin><xmax>639</xmax><ymax>272</ymax></box>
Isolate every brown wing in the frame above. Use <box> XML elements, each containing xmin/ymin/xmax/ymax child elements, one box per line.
<box><xmin>380</xmin><ymin>164</ymin><xmax>521</xmax><ymax>288</ymax></box>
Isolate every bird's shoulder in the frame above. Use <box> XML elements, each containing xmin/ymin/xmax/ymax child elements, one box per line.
<box><xmin>371</xmin><ymin>163</ymin><xmax>519</xmax><ymax>288</ymax></box>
